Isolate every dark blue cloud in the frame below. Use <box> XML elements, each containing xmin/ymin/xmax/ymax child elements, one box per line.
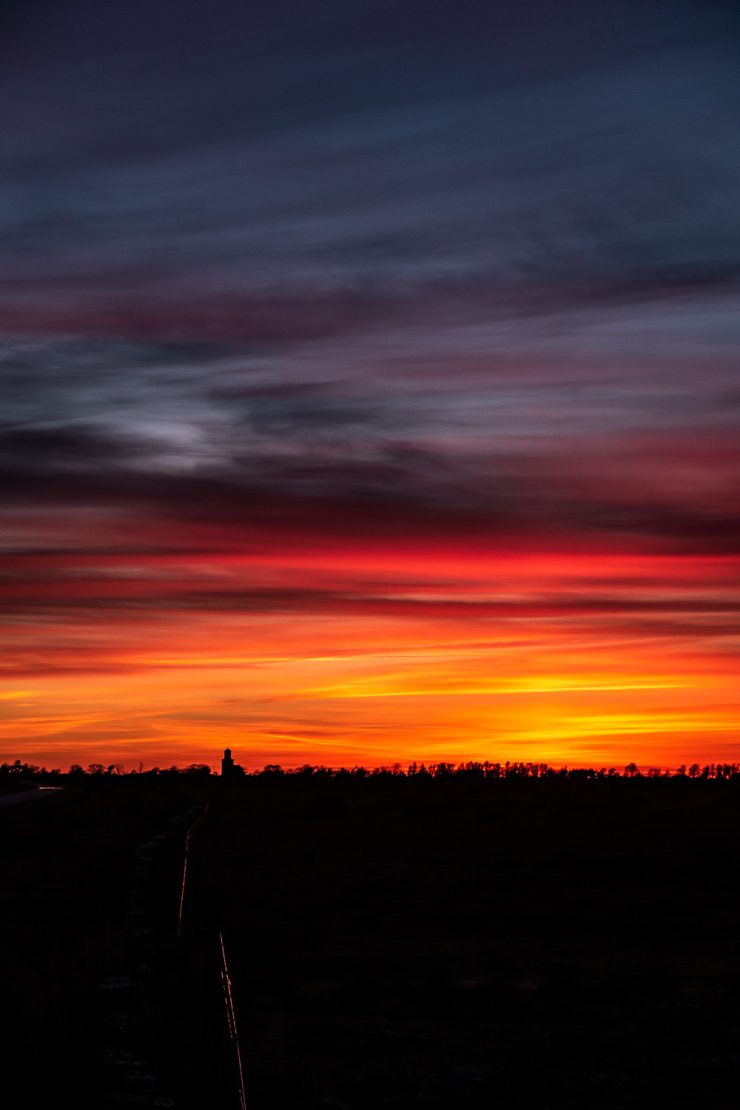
<box><xmin>0</xmin><ymin>0</ymin><xmax>739</xmax><ymax>559</ymax></box>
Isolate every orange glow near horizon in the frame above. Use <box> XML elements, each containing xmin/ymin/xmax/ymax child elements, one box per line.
<box><xmin>2</xmin><ymin>542</ymin><xmax>739</xmax><ymax>771</ymax></box>
<box><xmin>3</xmin><ymin>4</ymin><xmax>739</xmax><ymax>779</ymax></box>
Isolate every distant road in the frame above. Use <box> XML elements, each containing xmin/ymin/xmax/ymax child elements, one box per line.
<box><xmin>0</xmin><ymin>787</ymin><xmax>62</xmax><ymax>810</ymax></box>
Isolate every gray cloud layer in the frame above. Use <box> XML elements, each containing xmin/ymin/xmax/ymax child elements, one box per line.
<box><xmin>1</xmin><ymin>1</ymin><xmax>739</xmax><ymax>556</ymax></box>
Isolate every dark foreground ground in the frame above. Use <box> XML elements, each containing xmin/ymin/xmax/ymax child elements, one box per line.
<box><xmin>3</xmin><ymin>772</ymin><xmax>740</xmax><ymax>1108</ymax></box>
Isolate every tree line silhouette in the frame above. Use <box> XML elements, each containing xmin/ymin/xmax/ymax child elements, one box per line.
<box><xmin>3</xmin><ymin>757</ymin><xmax>740</xmax><ymax>786</ymax></box>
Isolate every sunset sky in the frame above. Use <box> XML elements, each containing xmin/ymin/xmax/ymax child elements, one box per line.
<box><xmin>2</xmin><ymin>1</ymin><xmax>739</xmax><ymax>770</ymax></box>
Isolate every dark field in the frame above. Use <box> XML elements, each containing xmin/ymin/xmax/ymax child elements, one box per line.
<box><xmin>3</xmin><ymin>771</ymin><xmax>740</xmax><ymax>1108</ymax></box>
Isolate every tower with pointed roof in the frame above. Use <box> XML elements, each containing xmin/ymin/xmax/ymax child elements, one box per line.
<box><xmin>221</xmin><ymin>746</ymin><xmax>235</xmax><ymax>779</ymax></box>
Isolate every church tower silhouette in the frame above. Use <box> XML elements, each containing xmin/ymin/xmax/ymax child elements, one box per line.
<box><xmin>221</xmin><ymin>747</ymin><xmax>235</xmax><ymax>779</ymax></box>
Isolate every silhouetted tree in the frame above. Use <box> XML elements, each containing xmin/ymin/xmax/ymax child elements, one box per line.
<box><xmin>183</xmin><ymin>763</ymin><xmax>211</xmax><ymax>777</ymax></box>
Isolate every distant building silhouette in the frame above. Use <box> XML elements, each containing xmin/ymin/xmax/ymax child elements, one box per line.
<box><xmin>220</xmin><ymin>747</ymin><xmax>245</xmax><ymax>780</ymax></box>
<box><xmin>221</xmin><ymin>747</ymin><xmax>235</xmax><ymax>779</ymax></box>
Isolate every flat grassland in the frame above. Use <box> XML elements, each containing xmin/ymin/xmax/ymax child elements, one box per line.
<box><xmin>3</xmin><ymin>772</ymin><xmax>740</xmax><ymax>1108</ymax></box>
